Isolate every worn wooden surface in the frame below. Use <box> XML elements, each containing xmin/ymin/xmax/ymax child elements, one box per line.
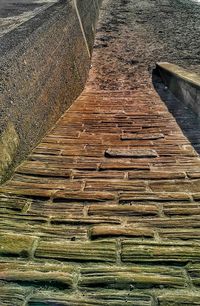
<box><xmin>1</xmin><ymin>0</ymin><xmax>200</xmax><ymax>304</ymax></box>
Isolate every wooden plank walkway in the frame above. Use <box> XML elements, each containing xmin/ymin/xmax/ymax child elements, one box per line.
<box><xmin>1</xmin><ymin>0</ymin><xmax>200</xmax><ymax>304</ymax></box>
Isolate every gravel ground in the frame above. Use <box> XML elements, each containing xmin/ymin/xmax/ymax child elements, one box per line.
<box><xmin>88</xmin><ymin>0</ymin><xmax>200</xmax><ymax>90</ymax></box>
<box><xmin>0</xmin><ymin>0</ymin><xmax>57</xmax><ymax>37</ymax></box>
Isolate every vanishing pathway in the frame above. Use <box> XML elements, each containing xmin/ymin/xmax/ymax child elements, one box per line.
<box><xmin>1</xmin><ymin>0</ymin><xmax>200</xmax><ymax>304</ymax></box>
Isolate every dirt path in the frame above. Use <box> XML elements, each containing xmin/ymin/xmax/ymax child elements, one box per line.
<box><xmin>88</xmin><ymin>0</ymin><xmax>200</xmax><ymax>90</ymax></box>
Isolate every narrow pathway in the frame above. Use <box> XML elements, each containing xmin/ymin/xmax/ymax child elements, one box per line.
<box><xmin>1</xmin><ymin>0</ymin><xmax>200</xmax><ymax>304</ymax></box>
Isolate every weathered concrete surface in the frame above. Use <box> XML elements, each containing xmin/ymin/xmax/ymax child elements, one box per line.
<box><xmin>0</xmin><ymin>0</ymin><xmax>58</xmax><ymax>37</ymax></box>
<box><xmin>88</xmin><ymin>0</ymin><xmax>200</xmax><ymax>91</ymax></box>
<box><xmin>0</xmin><ymin>0</ymin><xmax>102</xmax><ymax>182</ymax></box>
<box><xmin>0</xmin><ymin>0</ymin><xmax>200</xmax><ymax>304</ymax></box>
<box><xmin>157</xmin><ymin>62</ymin><xmax>200</xmax><ymax>116</ymax></box>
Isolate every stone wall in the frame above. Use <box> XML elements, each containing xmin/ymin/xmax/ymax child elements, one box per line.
<box><xmin>157</xmin><ymin>62</ymin><xmax>200</xmax><ymax>117</ymax></box>
<box><xmin>0</xmin><ymin>0</ymin><xmax>102</xmax><ymax>182</ymax></box>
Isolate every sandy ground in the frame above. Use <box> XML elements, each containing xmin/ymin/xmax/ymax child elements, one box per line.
<box><xmin>88</xmin><ymin>0</ymin><xmax>200</xmax><ymax>91</ymax></box>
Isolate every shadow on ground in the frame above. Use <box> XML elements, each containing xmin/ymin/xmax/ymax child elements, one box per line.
<box><xmin>152</xmin><ymin>69</ymin><xmax>200</xmax><ymax>155</ymax></box>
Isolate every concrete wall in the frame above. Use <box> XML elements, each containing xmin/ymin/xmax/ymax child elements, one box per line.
<box><xmin>0</xmin><ymin>0</ymin><xmax>102</xmax><ymax>182</ymax></box>
<box><xmin>157</xmin><ymin>62</ymin><xmax>200</xmax><ymax>117</ymax></box>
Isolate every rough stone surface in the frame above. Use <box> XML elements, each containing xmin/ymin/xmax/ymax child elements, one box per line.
<box><xmin>0</xmin><ymin>0</ymin><xmax>200</xmax><ymax>304</ymax></box>
<box><xmin>0</xmin><ymin>0</ymin><xmax>58</xmax><ymax>37</ymax></box>
<box><xmin>0</xmin><ymin>0</ymin><xmax>102</xmax><ymax>182</ymax></box>
<box><xmin>157</xmin><ymin>62</ymin><xmax>200</xmax><ymax>116</ymax></box>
